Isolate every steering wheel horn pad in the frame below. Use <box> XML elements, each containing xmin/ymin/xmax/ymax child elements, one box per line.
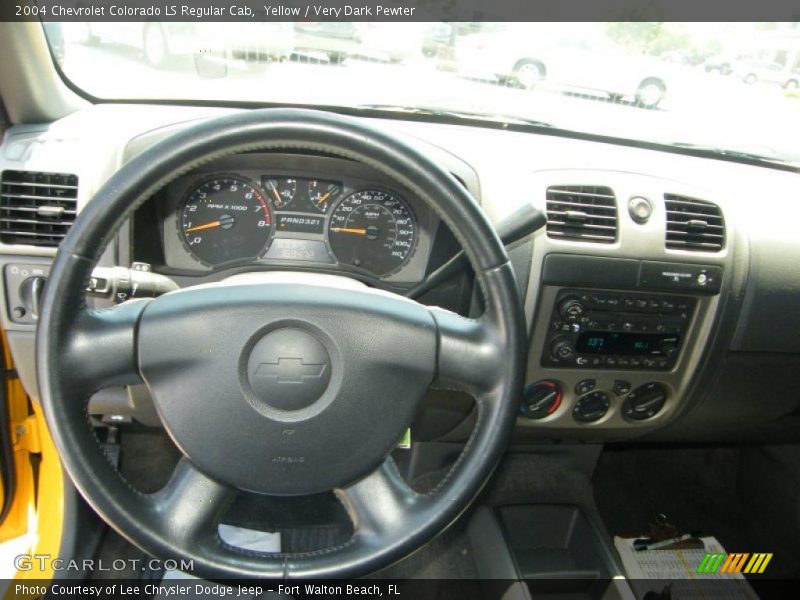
<box><xmin>245</xmin><ymin>327</ymin><xmax>332</xmax><ymax>412</ymax></box>
<box><xmin>138</xmin><ymin>281</ymin><xmax>437</xmax><ymax>495</ymax></box>
<box><xmin>36</xmin><ymin>109</ymin><xmax>526</xmax><ymax>579</ymax></box>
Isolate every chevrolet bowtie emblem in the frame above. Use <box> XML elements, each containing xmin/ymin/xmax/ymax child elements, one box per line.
<box><xmin>255</xmin><ymin>357</ymin><xmax>327</xmax><ymax>384</ymax></box>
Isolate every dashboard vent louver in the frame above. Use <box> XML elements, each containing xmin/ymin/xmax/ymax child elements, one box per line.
<box><xmin>0</xmin><ymin>170</ymin><xmax>78</xmax><ymax>247</ymax></box>
<box><xmin>664</xmin><ymin>194</ymin><xmax>724</xmax><ymax>252</ymax></box>
<box><xmin>546</xmin><ymin>185</ymin><xmax>617</xmax><ymax>243</ymax></box>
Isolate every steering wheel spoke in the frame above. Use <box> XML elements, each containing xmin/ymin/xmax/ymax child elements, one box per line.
<box><xmin>148</xmin><ymin>458</ymin><xmax>237</xmax><ymax>547</ymax></box>
<box><xmin>430</xmin><ymin>308</ymin><xmax>505</xmax><ymax>397</ymax></box>
<box><xmin>64</xmin><ymin>300</ymin><xmax>149</xmax><ymax>394</ymax></box>
<box><xmin>335</xmin><ymin>458</ymin><xmax>420</xmax><ymax>543</ymax></box>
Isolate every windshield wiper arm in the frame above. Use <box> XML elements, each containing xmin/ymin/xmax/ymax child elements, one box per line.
<box><xmin>354</xmin><ymin>103</ymin><xmax>555</xmax><ymax>129</ymax></box>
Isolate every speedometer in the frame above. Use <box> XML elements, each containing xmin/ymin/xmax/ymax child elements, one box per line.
<box><xmin>179</xmin><ymin>176</ymin><xmax>273</xmax><ymax>266</ymax></box>
<box><xmin>328</xmin><ymin>189</ymin><xmax>417</xmax><ymax>277</ymax></box>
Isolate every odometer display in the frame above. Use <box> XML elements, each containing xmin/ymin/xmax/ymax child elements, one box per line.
<box><xmin>179</xmin><ymin>176</ymin><xmax>273</xmax><ymax>266</ymax></box>
<box><xmin>328</xmin><ymin>189</ymin><xmax>417</xmax><ymax>277</ymax></box>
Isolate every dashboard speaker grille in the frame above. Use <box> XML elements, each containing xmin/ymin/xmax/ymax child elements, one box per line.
<box><xmin>0</xmin><ymin>170</ymin><xmax>78</xmax><ymax>247</ymax></box>
<box><xmin>546</xmin><ymin>185</ymin><xmax>617</xmax><ymax>243</ymax></box>
<box><xmin>665</xmin><ymin>194</ymin><xmax>725</xmax><ymax>252</ymax></box>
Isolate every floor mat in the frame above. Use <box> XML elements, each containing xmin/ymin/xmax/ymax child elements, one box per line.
<box><xmin>593</xmin><ymin>445</ymin><xmax>800</xmax><ymax>579</ymax></box>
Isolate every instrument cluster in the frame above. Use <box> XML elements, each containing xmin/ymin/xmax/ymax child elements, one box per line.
<box><xmin>158</xmin><ymin>156</ymin><xmax>436</xmax><ymax>283</ymax></box>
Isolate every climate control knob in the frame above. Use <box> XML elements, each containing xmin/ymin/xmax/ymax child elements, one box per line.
<box><xmin>622</xmin><ymin>382</ymin><xmax>668</xmax><ymax>421</ymax></box>
<box><xmin>573</xmin><ymin>391</ymin><xmax>611</xmax><ymax>423</ymax></box>
<box><xmin>520</xmin><ymin>380</ymin><xmax>562</xmax><ymax>419</ymax></box>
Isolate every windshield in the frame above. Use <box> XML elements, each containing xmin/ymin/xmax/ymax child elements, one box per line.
<box><xmin>45</xmin><ymin>21</ymin><xmax>800</xmax><ymax>165</ymax></box>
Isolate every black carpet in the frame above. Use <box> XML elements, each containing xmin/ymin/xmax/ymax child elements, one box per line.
<box><xmin>593</xmin><ymin>445</ymin><xmax>800</xmax><ymax>579</ymax></box>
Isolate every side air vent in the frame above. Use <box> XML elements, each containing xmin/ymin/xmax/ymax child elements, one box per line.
<box><xmin>546</xmin><ymin>185</ymin><xmax>617</xmax><ymax>243</ymax></box>
<box><xmin>665</xmin><ymin>194</ymin><xmax>724</xmax><ymax>252</ymax></box>
<box><xmin>0</xmin><ymin>170</ymin><xmax>78</xmax><ymax>247</ymax></box>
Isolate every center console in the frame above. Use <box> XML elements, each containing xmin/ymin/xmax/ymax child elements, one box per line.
<box><xmin>520</xmin><ymin>252</ymin><xmax>726</xmax><ymax>434</ymax></box>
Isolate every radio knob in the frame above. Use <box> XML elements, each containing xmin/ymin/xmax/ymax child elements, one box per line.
<box><xmin>661</xmin><ymin>341</ymin><xmax>679</xmax><ymax>358</ymax></box>
<box><xmin>550</xmin><ymin>339</ymin><xmax>576</xmax><ymax>362</ymax></box>
<box><xmin>558</xmin><ymin>297</ymin><xmax>585</xmax><ymax>322</ymax></box>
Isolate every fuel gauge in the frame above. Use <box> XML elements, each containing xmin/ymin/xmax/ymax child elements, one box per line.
<box><xmin>306</xmin><ymin>180</ymin><xmax>341</xmax><ymax>213</ymax></box>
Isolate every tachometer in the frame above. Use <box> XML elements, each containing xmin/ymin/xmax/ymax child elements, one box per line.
<box><xmin>328</xmin><ymin>189</ymin><xmax>417</xmax><ymax>277</ymax></box>
<box><xmin>179</xmin><ymin>176</ymin><xmax>273</xmax><ymax>266</ymax></box>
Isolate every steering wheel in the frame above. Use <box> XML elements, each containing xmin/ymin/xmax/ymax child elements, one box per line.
<box><xmin>37</xmin><ymin>109</ymin><xmax>525</xmax><ymax>579</ymax></box>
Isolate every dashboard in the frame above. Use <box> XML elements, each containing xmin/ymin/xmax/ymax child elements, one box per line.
<box><xmin>2</xmin><ymin>104</ymin><xmax>800</xmax><ymax>444</ymax></box>
<box><xmin>151</xmin><ymin>154</ymin><xmax>439</xmax><ymax>285</ymax></box>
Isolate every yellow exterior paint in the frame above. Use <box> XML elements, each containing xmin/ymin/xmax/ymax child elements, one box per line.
<box><xmin>0</xmin><ymin>329</ymin><xmax>64</xmax><ymax>593</ymax></box>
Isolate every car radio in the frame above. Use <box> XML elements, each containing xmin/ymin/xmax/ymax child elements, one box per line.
<box><xmin>542</xmin><ymin>288</ymin><xmax>696</xmax><ymax>371</ymax></box>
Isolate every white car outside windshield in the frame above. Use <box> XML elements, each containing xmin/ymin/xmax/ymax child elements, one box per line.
<box><xmin>44</xmin><ymin>21</ymin><xmax>800</xmax><ymax>166</ymax></box>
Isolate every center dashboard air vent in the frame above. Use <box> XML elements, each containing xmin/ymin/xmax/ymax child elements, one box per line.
<box><xmin>546</xmin><ymin>185</ymin><xmax>617</xmax><ymax>243</ymax></box>
<box><xmin>664</xmin><ymin>194</ymin><xmax>724</xmax><ymax>252</ymax></box>
<box><xmin>0</xmin><ymin>170</ymin><xmax>78</xmax><ymax>247</ymax></box>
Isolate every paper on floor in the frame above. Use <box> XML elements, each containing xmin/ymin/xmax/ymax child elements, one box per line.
<box><xmin>614</xmin><ymin>536</ymin><xmax>760</xmax><ymax>600</ymax></box>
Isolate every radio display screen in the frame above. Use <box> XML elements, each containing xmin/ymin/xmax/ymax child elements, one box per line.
<box><xmin>576</xmin><ymin>332</ymin><xmax>679</xmax><ymax>356</ymax></box>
